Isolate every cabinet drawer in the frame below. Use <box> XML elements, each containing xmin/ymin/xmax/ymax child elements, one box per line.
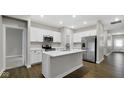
<box><xmin>30</xmin><ymin>50</ymin><xmax>42</xmax><ymax>64</ymax></box>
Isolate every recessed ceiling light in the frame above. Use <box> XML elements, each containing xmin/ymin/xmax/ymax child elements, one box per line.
<box><xmin>83</xmin><ymin>21</ymin><xmax>87</xmax><ymax>24</ymax></box>
<box><xmin>114</xmin><ymin>17</ymin><xmax>119</xmax><ymax>21</ymax></box>
<box><xmin>59</xmin><ymin>21</ymin><xmax>63</xmax><ymax>25</ymax></box>
<box><xmin>40</xmin><ymin>15</ymin><xmax>44</xmax><ymax>18</ymax></box>
<box><xmin>70</xmin><ymin>26</ymin><xmax>74</xmax><ymax>28</ymax></box>
<box><xmin>72</xmin><ymin>15</ymin><xmax>76</xmax><ymax>18</ymax></box>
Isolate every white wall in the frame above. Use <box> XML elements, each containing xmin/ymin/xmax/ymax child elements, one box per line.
<box><xmin>96</xmin><ymin>20</ymin><xmax>104</xmax><ymax>64</ymax></box>
<box><xmin>0</xmin><ymin>16</ymin><xmax>4</xmax><ymax>74</ymax></box>
<box><xmin>75</xmin><ymin>25</ymin><xmax>96</xmax><ymax>32</ymax></box>
<box><xmin>110</xmin><ymin>27</ymin><xmax>124</xmax><ymax>35</ymax></box>
<box><xmin>103</xmin><ymin>31</ymin><xmax>107</xmax><ymax>55</ymax></box>
<box><xmin>106</xmin><ymin>33</ymin><xmax>113</xmax><ymax>55</ymax></box>
<box><xmin>104</xmin><ymin>31</ymin><xmax>113</xmax><ymax>56</ymax></box>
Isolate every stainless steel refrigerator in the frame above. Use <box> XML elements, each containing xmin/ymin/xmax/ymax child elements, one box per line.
<box><xmin>81</xmin><ymin>36</ymin><xmax>97</xmax><ymax>63</ymax></box>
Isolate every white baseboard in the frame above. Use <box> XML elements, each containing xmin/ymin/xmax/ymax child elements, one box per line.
<box><xmin>106</xmin><ymin>52</ymin><xmax>111</xmax><ymax>56</ymax></box>
<box><xmin>56</xmin><ymin>64</ymin><xmax>83</xmax><ymax>78</ymax></box>
<box><xmin>26</xmin><ymin>65</ymin><xmax>31</xmax><ymax>68</ymax></box>
<box><xmin>105</xmin><ymin>51</ymin><xmax>112</xmax><ymax>56</ymax></box>
<box><xmin>0</xmin><ymin>69</ymin><xmax>5</xmax><ymax>76</ymax></box>
<box><xmin>96</xmin><ymin>57</ymin><xmax>104</xmax><ymax>64</ymax></box>
<box><xmin>112</xmin><ymin>50</ymin><xmax>124</xmax><ymax>52</ymax></box>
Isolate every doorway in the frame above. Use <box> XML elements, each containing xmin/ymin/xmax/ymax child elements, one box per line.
<box><xmin>3</xmin><ymin>25</ymin><xmax>26</xmax><ymax>70</ymax></box>
<box><xmin>113</xmin><ymin>35</ymin><xmax>124</xmax><ymax>52</ymax></box>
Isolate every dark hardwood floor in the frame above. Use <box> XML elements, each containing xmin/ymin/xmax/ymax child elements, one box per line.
<box><xmin>1</xmin><ymin>52</ymin><xmax>124</xmax><ymax>78</ymax></box>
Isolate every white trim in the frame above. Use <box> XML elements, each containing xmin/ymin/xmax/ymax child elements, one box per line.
<box><xmin>6</xmin><ymin>55</ymin><xmax>23</xmax><ymax>58</ymax></box>
<box><xmin>106</xmin><ymin>52</ymin><xmax>112</xmax><ymax>56</ymax></box>
<box><xmin>3</xmin><ymin>25</ymin><xmax>6</xmax><ymax>70</ymax></box>
<box><xmin>3</xmin><ymin>24</ymin><xmax>26</xmax><ymax>30</ymax></box>
<box><xmin>56</xmin><ymin>64</ymin><xmax>83</xmax><ymax>78</ymax></box>
<box><xmin>96</xmin><ymin>57</ymin><xmax>104</xmax><ymax>64</ymax></box>
<box><xmin>105</xmin><ymin>50</ymin><xmax>113</xmax><ymax>56</ymax></box>
<box><xmin>112</xmin><ymin>33</ymin><xmax>124</xmax><ymax>36</ymax></box>
<box><xmin>112</xmin><ymin>50</ymin><xmax>124</xmax><ymax>52</ymax></box>
<box><xmin>6</xmin><ymin>65</ymin><xmax>24</xmax><ymax>70</ymax></box>
<box><xmin>26</xmin><ymin>65</ymin><xmax>31</xmax><ymax>68</ymax></box>
<box><xmin>3</xmin><ymin>24</ymin><xmax>26</xmax><ymax>70</ymax></box>
<box><xmin>0</xmin><ymin>69</ymin><xmax>5</xmax><ymax>76</ymax></box>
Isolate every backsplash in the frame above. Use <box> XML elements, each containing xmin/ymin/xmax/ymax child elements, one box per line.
<box><xmin>30</xmin><ymin>42</ymin><xmax>61</xmax><ymax>49</ymax></box>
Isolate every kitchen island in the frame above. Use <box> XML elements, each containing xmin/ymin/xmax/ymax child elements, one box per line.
<box><xmin>42</xmin><ymin>49</ymin><xmax>85</xmax><ymax>78</ymax></box>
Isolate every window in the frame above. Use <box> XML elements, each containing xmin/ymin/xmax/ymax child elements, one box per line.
<box><xmin>114</xmin><ymin>39</ymin><xmax>123</xmax><ymax>47</ymax></box>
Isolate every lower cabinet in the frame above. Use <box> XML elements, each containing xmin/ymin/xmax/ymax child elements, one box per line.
<box><xmin>30</xmin><ymin>49</ymin><xmax>42</xmax><ymax>65</ymax></box>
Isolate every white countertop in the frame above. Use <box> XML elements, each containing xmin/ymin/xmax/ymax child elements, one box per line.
<box><xmin>43</xmin><ymin>49</ymin><xmax>86</xmax><ymax>57</ymax></box>
<box><xmin>30</xmin><ymin>48</ymin><xmax>42</xmax><ymax>51</ymax></box>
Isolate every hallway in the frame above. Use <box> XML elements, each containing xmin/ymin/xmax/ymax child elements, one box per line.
<box><xmin>1</xmin><ymin>52</ymin><xmax>124</xmax><ymax>78</ymax></box>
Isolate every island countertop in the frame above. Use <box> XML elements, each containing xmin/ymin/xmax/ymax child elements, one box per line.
<box><xmin>43</xmin><ymin>49</ymin><xmax>86</xmax><ymax>57</ymax></box>
<box><xmin>42</xmin><ymin>49</ymin><xmax>84</xmax><ymax>78</ymax></box>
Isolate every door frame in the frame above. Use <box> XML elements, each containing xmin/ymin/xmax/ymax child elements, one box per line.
<box><xmin>3</xmin><ymin>24</ymin><xmax>26</xmax><ymax>70</ymax></box>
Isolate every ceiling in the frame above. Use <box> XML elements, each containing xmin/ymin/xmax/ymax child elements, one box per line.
<box><xmin>31</xmin><ymin>15</ymin><xmax>124</xmax><ymax>31</ymax></box>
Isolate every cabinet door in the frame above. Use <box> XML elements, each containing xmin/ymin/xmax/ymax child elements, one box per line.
<box><xmin>36</xmin><ymin>50</ymin><xmax>42</xmax><ymax>62</ymax></box>
<box><xmin>30</xmin><ymin>50</ymin><xmax>36</xmax><ymax>64</ymax></box>
<box><xmin>73</xmin><ymin>33</ymin><xmax>81</xmax><ymax>42</ymax></box>
<box><xmin>57</xmin><ymin>32</ymin><xmax>61</xmax><ymax>42</ymax></box>
<box><xmin>30</xmin><ymin>27</ymin><xmax>38</xmax><ymax>42</ymax></box>
<box><xmin>30</xmin><ymin>50</ymin><xmax>42</xmax><ymax>64</ymax></box>
<box><xmin>37</xmin><ymin>30</ymin><xmax>43</xmax><ymax>42</ymax></box>
<box><xmin>48</xmin><ymin>30</ymin><xmax>54</xmax><ymax>36</ymax></box>
<box><xmin>53</xmin><ymin>32</ymin><xmax>61</xmax><ymax>42</ymax></box>
<box><xmin>30</xmin><ymin>27</ymin><xmax>42</xmax><ymax>42</ymax></box>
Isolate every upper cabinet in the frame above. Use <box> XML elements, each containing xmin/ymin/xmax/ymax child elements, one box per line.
<box><xmin>73</xmin><ymin>33</ymin><xmax>81</xmax><ymax>42</ymax></box>
<box><xmin>73</xmin><ymin>30</ymin><xmax>96</xmax><ymax>43</ymax></box>
<box><xmin>30</xmin><ymin>27</ymin><xmax>42</xmax><ymax>42</ymax></box>
<box><xmin>30</xmin><ymin>27</ymin><xmax>61</xmax><ymax>43</ymax></box>
<box><xmin>53</xmin><ymin>31</ymin><xmax>61</xmax><ymax>42</ymax></box>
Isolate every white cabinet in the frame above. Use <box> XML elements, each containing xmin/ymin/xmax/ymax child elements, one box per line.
<box><xmin>73</xmin><ymin>30</ymin><xmax>96</xmax><ymax>43</ymax></box>
<box><xmin>61</xmin><ymin>28</ymin><xmax>73</xmax><ymax>48</ymax></box>
<box><xmin>73</xmin><ymin>33</ymin><xmax>81</xmax><ymax>42</ymax></box>
<box><xmin>53</xmin><ymin>31</ymin><xmax>61</xmax><ymax>42</ymax></box>
<box><xmin>30</xmin><ymin>27</ymin><xmax>61</xmax><ymax>43</ymax></box>
<box><xmin>30</xmin><ymin>27</ymin><xmax>43</xmax><ymax>42</ymax></box>
<box><xmin>30</xmin><ymin>49</ymin><xmax>42</xmax><ymax>65</ymax></box>
<box><xmin>30</xmin><ymin>27</ymin><xmax>37</xmax><ymax>42</ymax></box>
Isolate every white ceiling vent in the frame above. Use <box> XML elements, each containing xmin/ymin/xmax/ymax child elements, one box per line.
<box><xmin>110</xmin><ymin>20</ymin><xmax>122</xmax><ymax>24</ymax></box>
